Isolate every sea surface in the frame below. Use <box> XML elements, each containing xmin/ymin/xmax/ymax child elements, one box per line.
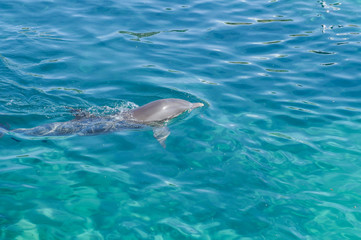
<box><xmin>1</xmin><ymin>0</ymin><xmax>361</xmax><ymax>239</ymax></box>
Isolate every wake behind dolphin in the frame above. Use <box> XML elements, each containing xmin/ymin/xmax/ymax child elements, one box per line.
<box><xmin>0</xmin><ymin>98</ymin><xmax>204</xmax><ymax>147</ymax></box>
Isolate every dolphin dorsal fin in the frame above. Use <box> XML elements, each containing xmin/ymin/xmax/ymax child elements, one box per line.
<box><xmin>66</xmin><ymin>107</ymin><xmax>94</xmax><ymax>120</ymax></box>
<box><xmin>153</xmin><ymin>126</ymin><xmax>170</xmax><ymax>148</ymax></box>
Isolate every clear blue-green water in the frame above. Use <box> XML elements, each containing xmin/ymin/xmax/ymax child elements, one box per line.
<box><xmin>1</xmin><ymin>0</ymin><xmax>361</xmax><ymax>239</ymax></box>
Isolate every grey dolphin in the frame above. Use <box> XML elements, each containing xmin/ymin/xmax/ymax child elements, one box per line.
<box><xmin>1</xmin><ymin>98</ymin><xmax>204</xmax><ymax>147</ymax></box>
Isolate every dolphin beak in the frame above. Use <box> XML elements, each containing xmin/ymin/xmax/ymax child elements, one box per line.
<box><xmin>191</xmin><ymin>102</ymin><xmax>204</xmax><ymax>109</ymax></box>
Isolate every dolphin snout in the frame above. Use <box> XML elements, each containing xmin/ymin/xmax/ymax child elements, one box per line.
<box><xmin>191</xmin><ymin>102</ymin><xmax>204</xmax><ymax>109</ymax></box>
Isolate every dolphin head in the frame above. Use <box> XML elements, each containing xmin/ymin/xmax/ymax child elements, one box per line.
<box><xmin>131</xmin><ymin>98</ymin><xmax>204</xmax><ymax>123</ymax></box>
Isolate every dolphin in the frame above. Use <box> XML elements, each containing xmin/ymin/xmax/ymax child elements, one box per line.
<box><xmin>0</xmin><ymin>98</ymin><xmax>204</xmax><ymax>147</ymax></box>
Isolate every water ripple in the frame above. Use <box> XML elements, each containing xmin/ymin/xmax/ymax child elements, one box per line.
<box><xmin>1</xmin><ymin>0</ymin><xmax>361</xmax><ymax>239</ymax></box>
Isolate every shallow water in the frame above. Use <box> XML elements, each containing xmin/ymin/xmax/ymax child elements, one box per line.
<box><xmin>1</xmin><ymin>0</ymin><xmax>361</xmax><ymax>239</ymax></box>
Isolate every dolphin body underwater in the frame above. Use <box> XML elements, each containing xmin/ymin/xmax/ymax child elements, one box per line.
<box><xmin>0</xmin><ymin>98</ymin><xmax>204</xmax><ymax>147</ymax></box>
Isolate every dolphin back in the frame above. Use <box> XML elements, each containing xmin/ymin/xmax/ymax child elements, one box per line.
<box><xmin>11</xmin><ymin>118</ymin><xmax>146</xmax><ymax>137</ymax></box>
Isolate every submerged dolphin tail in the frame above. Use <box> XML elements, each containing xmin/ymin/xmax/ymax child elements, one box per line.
<box><xmin>0</xmin><ymin>124</ymin><xmax>9</xmax><ymax>138</ymax></box>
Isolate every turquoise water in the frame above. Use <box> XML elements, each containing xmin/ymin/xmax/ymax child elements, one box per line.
<box><xmin>1</xmin><ymin>0</ymin><xmax>361</xmax><ymax>239</ymax></box>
